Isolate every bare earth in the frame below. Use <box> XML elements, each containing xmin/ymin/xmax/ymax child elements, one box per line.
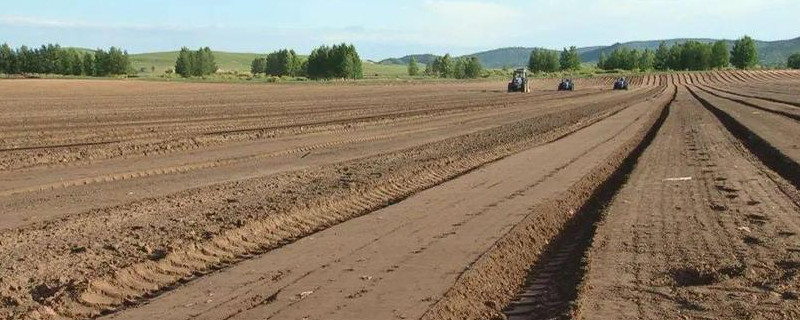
<box><xmin>0</xmin><ymin>70</ymin><xmax>798</xmax><ymax>320</ymax></box>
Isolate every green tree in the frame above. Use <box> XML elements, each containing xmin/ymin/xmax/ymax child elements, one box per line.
<box><xmin>330</xmin><ymin>44</ymin><xmax>362</xmax><ymax>79</ymax></box>
<box><xmin>667</xmin><ymin>45</ymin><xmax>683</xmax><ymax>70</ymax></box>
<box><xmin>196</xmin><ymin>47</ymin><xmax>217</xmax><ymax>76</ymax></box>
<box><xmin>0</xmin><ymin>44</ymin><xmax>131</xmax><ymax>76</ymax></box>
<box><xmin>175</xmin><ymin>47</ymin><xmax>193</xmax><ymax>77</ymax></box>
<box><xmin>250</xmin><ymin>57</ymin><xmax>267</xmax><ymax>74</ymax></box>
<box><xmin>598</xmin><ymin>47</ymin><xmax>640</xmax><ymax>70</ymax></box>
<box><xmin>788</xmin><ymin>53</ymin><xmax>800</xmax><ymax>69</ymax></box>
<box><xmin>265</xmin><ymin>49</ymin><xmax>294</xmax><ymax>76</ymax></box>
<box><xmin>67</xmin><ymin>49</ymin><xmax>83</xmax><ymax>75</ymax></box>
<box><xmin>82</xmin><ymin>53</ymin><xmax>95</xmax><ymax>76</ymax></box>
<box><xmin>289</xmin><ymin>53</ymin><xmax>305</xmax><ymax>76</ymax></box>
<box><xmin>106</xmin><ymin>47</ymin><xmax>131</xmax><ymax>75</ymax></box>
<box><xmin>597</xmin><ymin>52</ymin><xmax>607</xmax><ymax>70</ymax></box>
<box><xmin>730</xmin><ymin>35</ymin><xmax>758</xmax><ymax>69</ymax></box>
<box><xmin>639</xmin><ymin>49</ymin><xmax>656</xmax><ymax>70</ymax></box>
<box><xmin>93</xmin><ymin>48</ymin><xmax>110</xmax><ymax>76</ymax></box>
<box><xmin>463</xmin><ymin>57</ymin><xmax>483</xmax><ymax>79</ymax></box>
<box><xmin>710</xmin><ymin>41</ymin><xmax>730</xmax><ymax>69</ymax></box>
<box><xmin>307</xmin><ymin>45</ymin><xmax>330</xmax><ymax>79</ymax></box>
<box><xmin>0</xmin><ymin>43</ymin><xmax>15</xmax><ymax>74</ymax></box>
<box><xmin>17</xmin><ymin>46</ymin><xmax>33</xmax><ymax>74</ymax></box>
<box><xmin>407</xmin><ymin>56</ymin><xmax>419</xmax><ymax>76</ymax></box>
<box><xmin>528</xmin><ymin>48</ymin><xmax>559</xmax><ymax>73</ymax></box>
<box><xmin>679</xmin><ymin>41</ymin><xmax>711</xmax><ymax>71</ymax></box>
<box><xmin>452</xmin><ymin>58</ymin><xmax>466</xmax><ymax>79</ymax></box>
<box><xmin>654</xmin><ymin>42</ymin><xmax>669</xmax><ymax>70</ymax></box>
<box><xmin>559</xmin><ymin>46</ymin><xmax>580</xmax><ymax>71</ymax></box>
<box><xmin>174</xmin><ymin>47</ymin><xmax>215</xmax><ymax>77</ymax></box>
<box><xmin>305</xmin><ymin>44</ymin><xmax>362</xmax><ymax>80</ymax></box>
<box><xmin>437</xmin><ymin>54</ymin><xmax>454</xmax><ymax>78</ymax></box>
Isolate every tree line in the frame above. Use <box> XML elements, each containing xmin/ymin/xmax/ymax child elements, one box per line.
<box><xmin>175</xmin><ymin>47</ymin><xmax>217</xmax><ymax>77</ymax></box>
<box><xmin>249</xmin><ymin>43</ymin><xmax>362</xmax><ymax>80</ymax></box>
<box><xmin>527</xmin><ymin>46</ymin><xmax>581</xmax><ymax>73</ymax></box>
<box><xmin>598</xmin><ymin>36</ymin><xmax>759</xmax><ymax>71</ymax></box>
<box><xmin>0</xmin><ymin>43</ymin><xmax>131</xmax><ymax>76</ymax></box>
<box><xmin>423</xmin><ymin>54</ymin><xmax>483</xmax><ymax>79</ymax></box>
<box><xmin>597</xmin><ymin>47</ymin><xmax>658</xmax><ymax>71</ymax></box>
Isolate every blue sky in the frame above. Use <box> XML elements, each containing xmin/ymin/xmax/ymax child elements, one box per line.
<box><xmin>1</xmin><ymin>0</ymin><xmax>799</xmax><ymax>59</ymax></box>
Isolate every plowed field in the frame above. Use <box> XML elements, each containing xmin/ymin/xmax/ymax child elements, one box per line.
<box><xmin>1</xmin><ymin>70</ymin><xmax>798</xmax><ymax>320</ymax></box>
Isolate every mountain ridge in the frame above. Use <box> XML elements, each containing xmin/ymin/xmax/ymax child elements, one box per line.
<box><xmin>380</xmin><ymin>36</ymin><xmax>800</xmax><ymax>68</ymax></box>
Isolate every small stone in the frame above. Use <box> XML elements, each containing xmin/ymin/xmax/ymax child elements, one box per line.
<box><xmin>70</xmin><ymin>246</ymin><xmax>86</xmax><ymax>254</ymax></box>
<box><xmin>298</xmin><ymin>291</ymin><xmax>313</xmax><ymax>299</ymax></box>
<box><xmin>40</xmin><ymin>306</ymin><xmax>57</xmax><ymax>316</ymax></box>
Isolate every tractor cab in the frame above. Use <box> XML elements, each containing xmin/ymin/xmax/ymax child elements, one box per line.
<box><xmin>507</xmin><ymin>68</ymin><xmax>530</xmax><ymax>93</ymax></box>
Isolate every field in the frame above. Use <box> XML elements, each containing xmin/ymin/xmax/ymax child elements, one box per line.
<box><xmin>0</xmin><ymin>70</ymin><xmax>799</xmax><ymax>320</ymax></box>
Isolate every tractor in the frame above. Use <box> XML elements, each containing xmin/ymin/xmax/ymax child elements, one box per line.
<box><xmin>613</xmin><ymin>77</ymin><xmax>629</xmax><ymax>90</ymax></box>
<box><xmin>558</xmin><ymin>79</ymin><xmax>574</xmax><ymax>91</ymax></box>
<box><xmin>507</xmin><ymin>68</ymin><xmax>530</xmax><ymax>93</ymax></box>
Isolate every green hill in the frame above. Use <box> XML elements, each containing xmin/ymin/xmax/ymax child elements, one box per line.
<box><xmin>378</xmin><ymin>54</ymin><xmax>438</xmax><ymax>66</ymax></box>
<box><xmin>130</xmin><ymin>51</ymin><xmax>261</xmax><ymax>74</ymax></box>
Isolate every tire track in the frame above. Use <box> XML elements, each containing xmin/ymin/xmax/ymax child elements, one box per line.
<box><xmin>501</xmin><ymin>86</ymin><xmax>675</xmax><ymax>320</ymax></box>
<box><xmin>420</xmin><ymin>84</ymin><xmax>675</xmax><ymax>320</ymax></box>
<box><xmin>0</xmin><ymin>89</ymin><xmax>610</xmax><ymax>171</ymax></box>
<box><xmin>0</xmin><ymin>133</ymin><xmax>400</xmax><ymax>197</ymax></box>
<box><xmin>696</xmin><ymin>85</ymin><xmax>800</xmax><ymax>122</ymax></box>
<box><xmin>44</xmin><ymin>86</ymin><xmax>667</xmax><ymax>319</ymax></box>
<box><xmin>574</xmin><ymin>86</ymin><xmax>800</xmax><ymax>319</ymax></box>
<box><xmin>686</xmin><ymin>86</ymin><xmax>800</xmax><ymax>188</ymax></box>
<box><xmin>704</xmin><ymin>85</ymin><xmax>800</xmax><ymax>109</ymax></box>
<box><xmin>0</xmin><ymin>89</ymin><xmax>655</xmax><ymax>197</ymax></box>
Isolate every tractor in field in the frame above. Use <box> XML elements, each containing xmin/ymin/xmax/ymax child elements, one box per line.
<box><xmin>613</xmin><ymin>77</ymin><xmax>629</xmax><ymax>90</ymax></box>
<box><xmin>558</xmin><ymin>79</ymin><xmax>575</xmax><ymax>91</ymax></box>
<box><xmin>507</xmin><ymin>68</ymin><xmax>530</xmax><ymax>93</ymax></box>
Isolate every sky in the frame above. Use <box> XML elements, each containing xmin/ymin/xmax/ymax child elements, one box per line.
<box><xmin>1</xmin><ymin>0</ymin><xmax>799</xmax><ymax>60</ymax></box>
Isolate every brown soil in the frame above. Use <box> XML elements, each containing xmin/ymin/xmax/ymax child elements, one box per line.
<box><xmin>1</xmin><ymin>70</ymin><xmax>798</xmax><ymax>320</ymax></box>
<box><xmin>575</xmin><ymin>86</ymin><xmax>800</xmax><ymax>319</ymax></box>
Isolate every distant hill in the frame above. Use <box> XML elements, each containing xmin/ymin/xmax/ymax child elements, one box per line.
<box><xmin>465</xmin><ymin>47</ymin><xmax>537</xmax><ymax>69</ymax></box>
<box><xmin>378</xmin><ymin>54</ymin><xmax>438</xmax><ymax>66</ymax></box>
<box><xmin>379</xmin><ymin>36</ymin><xmax>800</xmax><ymax>68</ymax></box>
<box><xmin>579</xmin><ymin>37</ymin><xmax>800</xmax><ymax>67</ymax></box>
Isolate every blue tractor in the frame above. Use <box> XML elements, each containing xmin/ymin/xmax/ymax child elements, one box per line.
<box><xmin>613</xmin><ymin>77</ymin><xmax>629</xmax><ymax>90</ymax></box>
<box><xmin>558</xmin><ymin>79</ymin><xmax>575</xmax><ymax>91</ymax></box>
